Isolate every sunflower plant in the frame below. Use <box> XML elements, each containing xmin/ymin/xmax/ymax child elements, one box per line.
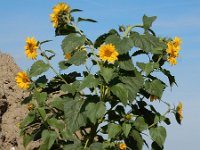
<box><xmin>17</xmin><ymin>2</ymin><xmax>183</xmax><ymax>150</ymax></box>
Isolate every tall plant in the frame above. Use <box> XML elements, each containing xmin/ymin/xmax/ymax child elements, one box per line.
<box><xmin>16</xmin><ymin>2</ymin><xmax>183</xmax><ymax>150</ymax></box>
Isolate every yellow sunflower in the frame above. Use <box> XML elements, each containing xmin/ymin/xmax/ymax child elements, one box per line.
<box><xmin>24</xmin><ymin>37</ymin><xmax>38</xmax><ymax>60</ymax></box>
<box><xmin>125</xmin><ymin>114</ymin><xmax>133</xmax><ymax>120</ymax></box>
<box><xmin>65</xmin><ymin>52</ymin><xmax>71</xmax><ymax>60</ymax></box>
<box><xmin>119</xmin><ymin>143</ymin><xmax>127</xmax><ymax>150</ymax></box>
<box><xmin>150</xmin><ymin>95</ymin><xmax>158</xmax><ymax>102</ymax></box>
<box><xmin>166</xmin><ymin>42</ymin><xmax>179</xmax><ymax>58</ymax></box>
<box><xmin>15</xmin><ymin>71</ymin><xmax>31</xmax><ymax>89</ymax></box>
<box><xmin>166</xmin><ymin>36</ymin><xmax>182</xmax><ymax>65</ymax></box>
<box><xmin>98</xmin><ymin>44</ymin><xmax>119</xmax><ymax>63</ymax></box>
<box><xmin>176</xmin><ymin>102</ymin><xmax>183</xmax><ymax>123</ymax></box>
<box><xmin>167</xmin><ymin>56</ymin><xmax>177</xmax><ymax>65</ymax></box>
<box><xmin>27</xmin><ymin>103</ymin><xmax>34</xmax><ymax>111</ymax></box>
<box><xmin>173</xmin><ymin>36</ymin><xmax>182</xmax><ymax>48</ymax></box>
<box><xmin>50</xmin><ymin>3</ymin><xmax>70</xmax><ymax>28</ymax></box>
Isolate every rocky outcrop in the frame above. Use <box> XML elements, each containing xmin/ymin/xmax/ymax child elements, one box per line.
<box><xmin>0</xmin><ymin>52</ymin><xmax>28</xmax><ymax>150</ymax></box>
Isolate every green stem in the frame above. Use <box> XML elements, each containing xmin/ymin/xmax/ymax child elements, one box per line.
<box><xmin>36</xmin><ymin>108</ymin><xmax>49</xmax><ymax>128</ymax></box>
<box><xmin>71</xmin><ymin>23</ymin><xmax>101</xmax><ymax>69</ymax></box>
<box><xmin>88</xmin><ymin>122</ymin><xmax>99</xmax><ymax>146</ymax></box>
<box><xmin>38</xmin><ymin>47</ymin><xmax>68</xmax><ymax>84</ymax></box>
<box><xmin>148</xmin><ymin>101</ymin><xmax>171</xmax><ymax>128</ymax></box>
<box><xmin>156</xmin><ymin>55</ymin><xmax>163</xmax><ymax>63</ymax></box>
<box><xmin>84</xmin><ymin>139</ymin><xmax>89</xmax><ymax>149</ymax></box>
<box><xmin>124</xmin><ymin>25</ymin><xmax>156</xmax><ymax>37</ymax></box>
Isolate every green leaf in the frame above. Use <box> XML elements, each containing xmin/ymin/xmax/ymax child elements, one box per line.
<box><xmin>120</xmin><ymin>72</ymin><xmax>144</xmax><ymax>101</ymax></box>
<box><xmin>63</xmin><ymin>143</ymin><xmax>83</xmax><ymax>150</ymax></box>
<box><xmin>144</xmin><ymin>79</ymin><xmax>166</xmax><ymax>98</ymax></box>
<box><xmin>23</xmin><ymin>133</ymin><xmax>35</xmax><ymax>147</ymax></box>
<box><xmin>149</xmin><ymin>126</ymin><xmax>166</xmax><ymax>147</ymax></box>
<box><xmin>151</xmin><ymin>141</ymin><xmax>163</xmax><ymax>150</ymax></box>
<box><xmin>134</xmin><ymin>117</ymin><xmax>148</xmax><ymax>131</ymax></box>
<box><xmin>94</xmin><ymin>33</ymin><xmax>110</xmax><ymax>49</ymax></box>
<box><xmin>50</xmin><ymin>97</ymin><xmax>72</xmax><ymax>111</ymax></box>
<box><xmin>79</xmin><ymin>74</ymin><xmax>98</xmax><ymax>90</ymax></box>
<box><xmin>45</xmin><ymin>50</ymin><xmax>55</xmax><ymax>55</ymax></box>
<box><xmin>55</xmin><ymin>24</ymin><xmax>76</xmax><ymax>36</ymax></box>
<box><xmin>70</xmin><ymin>9</ymin><xmax>83</xmax><ymax>13</ymax></box>
<box><xmin>130</xmin><ymin>32</ymin><xmax>166</xmax><ymax>54</ymax></box>
<box><xmin>122</xmin><ymin>123</ymin><xmax>132</xmax><ymax>137</ymax></box>
<box><xmin>61</xmin><ymin>82</ymin><xmax>80</xmax><ymax>95</ymax></box>
<box><xmin>33</xmin><ymin>91</ymin><xmax>47</xmax><ymax>107</ymax></box>
<box><xmin>103</xmin><ymin>142</ymin><xmax>116</xmax><ymax>149</ymax></box>
<box><xmin>47</xmin><ymin>118</ymin><xmax>65</xmax><ymax>130</ymax></box>
<box><xmin>59</xmin><ymin>61</ymin><xmax>71</xmax><ymax>70</ymax></box>
<box><xmin>160</xmin><ymin>68</ymin><xmax>177</xmax><ymax>86</ymax></box>
<box><xmin>40</xmin><ymin>40</ymin><xmax>52</xmax><ymax>45</ymax></box>
<box><xmin>90</xmin><ymin>142</ymin><xmax>104</xmax><ymax>150</ymax></box>
<box><xmin>39</xmin><ymin>130</ymin><xmax>57</xmax><ymax>150</ymax></box>
<box><xmin>119</xmin><ymin>25</ymin><xmax>126</xmax><ymax>32</ymax></box>
<box><xmin>44</xmin><ymin>50</ymin><xmax>56</xmax><ymax>60</ymax></box>
<box><xmin>61</xmin><ymin>130</ymin><xmax>77</xmax><ymax>141</ymax></box>
<box><xmin>128</xmin><ymin>130</ymin><xmax>144</xmax><ymax>150</ymax></box>
<box><xmin>143</xmin><ymin>15</ymin><xmax>157</xmax><ymax>29</ymax></box>
<box><xmin>106</xmin><ymin>34</ymin><xmax>134</xmax><ymax>54</ymax></box>
<box><xmin>137</xmin><ymin>62</ymin><xmax>159</xmax><ymax>76</ymax></box>
<box><xmin>154</xmin><ymin>115</ymin><xmax>171</xmax><ymax>125</ymax></box>
<box><xmin>119</xmin><ymin>59</ymin><xmax>135</xmax><ymax>71</ymax></box>
<box><xmin>35</xmin><ymin>75</ymin><xmax>48</xmax><ymax>88</ymax></box>
<box><xmin>61</xmin><ymin>33</ymin><xmax>85</xmax><ymax>53</ymax></box>
<box><xmin>107</xmin><ymin>123</ymin><xmax>122</xmax><ymax>139</ymax></box>
<box><xmin>111</xmin><ymin>83</ymin><xmax>128</xmax><ymax>105</ymax></box>
<box><xmin>21</xmin><ymin>95</ymin><xmax>32</xmax><ymax>104</ymax></box>
<box><xmin>100</xmin><ymin>67</ymin><xmax>115</xmax><ymax>83</ymax></box>
<box><xmin>85</xmin><ymin>101</ymin><xmax>106</xmax><ymax>124</ymax></box>
<box><xmin>21</xmin><ymin>111</ymin><xmax>36</xmax><ymax>128</ymax></box>
<box><xmin>94</xmin><ymin>29</ymin><xmax>119</xmax><ymax>48</ymax></box>
<box><xmin>37</xmin><ymin>107</ymin><xmax>46</xmax><ymax>121</ymax></box>
<box><xmin>30</xmin><ymin>60</ymin><xmax>50</xmax><ymax>77</ymax></box>
<box><xmin>64</xmin><ymin>99</ymin><xmax>87</xmax><ymax>132</ymax></box>
<box><xmin>132</xmin><ymin>50</ymin><xmax>147</xmax><ymax>56</ymax></box>
<box><xmin>67</xmin><ymin>50</ymin><xmax>87</xmax><ymax>66</ymax></box>
<box><xmin>78</xmin><ymin>17</ymin><xmax>97</xmax><ymax>23</ymax></box>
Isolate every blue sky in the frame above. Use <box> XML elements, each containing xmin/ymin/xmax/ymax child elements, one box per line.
<box><xmin>1</xmin><ymin>0</ymin><xmax>200</xmax><ymax>149</ymax></box>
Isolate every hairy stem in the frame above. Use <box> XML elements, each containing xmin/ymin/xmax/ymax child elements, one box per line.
<box><xmin>71</xmin><ymin>23</ymin><xmax>101</xmax><ymax>69</ymax></box>
<box><xmin>124</xmin><ymin>24</ymin><xmax>156</xmax><ymax>37</ymax></box>
<box><xmin>38</xmin><ymin>47</ymin><xmax>68</xmax><ymax>84</ymax></box>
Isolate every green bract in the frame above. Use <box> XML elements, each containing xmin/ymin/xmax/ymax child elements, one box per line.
<box><xmin>20</xmin><ymin>3</ymin><xmax>182</xmax><ymax>150</ymax></box>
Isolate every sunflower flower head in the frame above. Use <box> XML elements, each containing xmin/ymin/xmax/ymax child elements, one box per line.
<box><xmin>50</xmin><ymin>2</ymin><xmax>70</xmax><ymax>28</ymax></box>
<box><xmin>176</xmin><ymin>101</ymin><xmax>183</xmax><ymax>124</ymax></box>
<box><xmin>27</xmin><ymin>103</ymin><xmax>34</xmax><ymax>111</ymax></box>
<box><xmin>15</xmin><ymin>71</ymin><xmax>30</xmax><ymax>89</ymax></box>
<box><xmin>98</xmin><ymin>43</ymin><xmax>119</xmax><ymax>63</ymax></box>
<box><xmin>150</xmin><ymin>95</ymin><xmax>159</xmax><ymax>102</ymax></box>
<box><xmin>125</xmin><ymin>114</ymin><xmax>133</xmax><ymax>120</ymax></box>
<box><xmin>119</xmin><ymin>143</ymin><xmax>127</xmax><ymax>150</ymax></box>
<box><xmin>173</xmin><ymin>36</ymin><xmax>182</xmax><ymax>48</ymax></box>
<box><xmin>167</xmin><ymin>56</ymin><xmax>177</xmax><ymax>65</ymax></box>
<box><xmin>24</xmin><ymin>37</ymin><xmax>38</xmax><ymax>60</ymax></box>
<box><xmin>166</xmin><ymin>42</ymin><xmax>179</xmax><ymax>57</ymax></box>
<box><xmin>65</xmin><ymin>52</ymin><xmax>71</xmax><ymax>60</ymax></box>
<box><xmin>166</xmin><ymin>36</ymin><xmax>182</xmax><ymax>65</ymax></box>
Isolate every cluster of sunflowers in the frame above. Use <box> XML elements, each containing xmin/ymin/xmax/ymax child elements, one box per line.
<box><xmin>166</xmin><ymin>37</ymin><xmax>182</xmax><ymax>65</ymax></box>
<box><xmin>14</xmin><ymin>2</ymin><xmax>183</xmax><ymax>150</ymax></box>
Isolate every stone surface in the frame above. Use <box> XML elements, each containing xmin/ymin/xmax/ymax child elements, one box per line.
<box><xmin>0</xmin><ymin>52</ymin><xmax>37</xmax><ymax>150</ymax></box>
